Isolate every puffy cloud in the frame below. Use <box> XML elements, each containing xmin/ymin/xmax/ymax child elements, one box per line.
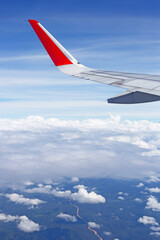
<box><xmin>3</xmin><ymin>193</ymin><xmax>45</xmax><ymax>207</ymax></box>
<box><xmin>136</xmin><ymin>183</ymin><xmax>144</xmax><ymax>188</ymax></box>
<box><xmin>147</xmin><ymin>187</ymin><xmax>160</xmax><ymax>193</ymax></box>
<box><xmin>104</xmin><ymin>231</ymin><xmax>112</xmax><ymax>236</ymax></box>
<box><xmin>2</xmin><ymin>116</ymin><xmax>160</xmax><ymax>184</ymax></box>
<box><xmin>118</xmin><ymin>196</ymin><xmax>124</xmax><ymax>200</ymax></box>
<box><xmin>0</xmin><ymin>213</ymin><xmax>18</xmax><ymax>222</ymax></box>
<box><xmin>71</xmin><ymin>188</ymin><xmax>106</xmax><ymax>204</ymax></box>
<box><xmin>57</xmin><ymin>213</ymin><xmax>77</xmax><ymax>222</ymax></box>
<box><xmin>0</xmin><ymin>213</ymin><xmax>40</xmax><ymax>232</ymax></box>
<box><xmin>138</xmin><ymin>216</ymin><xmax>158</xmax><ymax>226</ymax></box>
<box><xmin>88</xmin><ymin>222</ymin><xmax>100</xmax><ymax>229</ymax></box>
<box><xmin>150</xmin><ymin>226</ymin><xmax>160</xmax><ymax>231</ymax></box>
<box><xmin>18</xmin><ymin>216</ymin><xmax>40</xmax><ymax>232</ymax></box>
<box><xmin>118</xmin><ymin>192</ymin><xmax>123</xmax><ymax>195</ymax></box>
<box><xmin>52</xmin><ymin>190</ymin><xmax>71</xmax><ymax>198</ymax></box>
<box><xmin>147</xmin><ymin>176</ymin><xmax>160</xmax><ymax>183</ymax></box>
<box><xmin>146</xmin><ymin>195</ymin><xmax>160</xmax><ymax>211</ymax></box>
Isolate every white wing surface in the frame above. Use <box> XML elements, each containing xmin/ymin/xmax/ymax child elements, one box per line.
<box><xmin>29</xmin><ymin>19</ymin><xmax>160</xmax><ymax>104</ymax></box>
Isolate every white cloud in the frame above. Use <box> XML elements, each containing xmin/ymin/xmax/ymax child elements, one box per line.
<box><xmin>136</xmin><ymin>183</ymin><xmax>144</xmax><ymax>188</ymax></box>
<box><xmin>118</xmin><ymin>192</ymin><xmax>123</xmax><ymax>195</ymax></box>
<box><xmin>135</xmin><ymin>198</ymin><xmax>143</xmax><ymax>203</ymax></box>
<box><xmin>88</xmin><ymin>222</ymin><xmax>100</xmax><ymax>229</ymax></box>
<box><xmin>107</xmin><ymin>135</ymin><xmax>150</xmax><ymax>149</ymax></box>
<box><xmin>138</xmin><ymin>216</ymin><xmax>158</xmax><ymax>226</ymax></box>
<box><xmin>26</xmin><ymin>185</ymin><xmax>52</xmax><ymax>194</ymax></box>
<box><xmin>71</xmin><ymin>188</ymin><xmax>106</xmax><ymax>204</ymax></box>
<box><xmin>0</xmin><ymin>213</ymin><xmax>18</xmax><ymax>222</ymax></box>
<box><xmin>150</xmin><ymin>226</ymin><xmax>160</xmax><ymax>231</ymax></box>
<box><xmin>0</xmin><ymin>213</ymin><xmax>40</xmax><ymax>232</ymax></box>
<box><xmin>147</xmin><ymin>176</ymin><xmax>160</xmax><ymax>183</ymax></box>
<box><xmin>3</xmin><ymin>193</ymin><xmax>45</xmax><ymax>207</ymax></box>
<box><xmin>52</xmin><ymin>189</ymin><xmax>72</xmax><ymax>198</ymax></box>
<box><xmin>57</xmin><ymin>213</ymin><xmax>77</xmax><ymax>222</ymax></box>
<box><xmin>2</xmin><ymin>116</ymin><xmax>160</xmax><ymax>184</ymax></box>
<box><xmin>118</xmin><ymin>196</ymin><xmax>124</xmax><ymax>200</ymax></box>
<box><xmin>150</xmin><ymin>232</ymin><xmax>160</xmax><ymax>236</ymax></box>
<box><xmin>37</xmin><ymin>183</ymin><xmax>43</xmax><ymax>188</ymax></box>
<box><xmin>147</xmin><ymin>187</ymin><xmax>160</xmax><ymax>193</ymax></box>
<box><xmin>104</xmin><ymin>231</ymin><xmax>112</xmax><ymax>236</ymax></box>
<box><xmin>25</xmin><ymin>184</ymin><xmax>105</xmax><ymax>204</ymax></box>
<box><xmin>18</xmin><ymin>216</ymin><xmax>40</xmax><ymax>232</ymax></box>
<box><xmin>146</xmin><ymin>195</ymin><xmax>160</xmax><ymax>211</ymax></box>
<box><xmin>24</xmin><ymin>181</ymin><xmax>34</xmax><ymax>186</ymax></box>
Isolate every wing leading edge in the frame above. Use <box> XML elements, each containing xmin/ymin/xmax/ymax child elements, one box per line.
<box><xmin>28</xmin><ymin>19</ymin><xmax>160</xmax><ymax>104</ymax></box>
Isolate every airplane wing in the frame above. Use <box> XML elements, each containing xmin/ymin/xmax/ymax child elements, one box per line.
<box><xmin>28</xmin><ymin>19</ymin><xmax>160</xmax><ymax>104</ymax></box>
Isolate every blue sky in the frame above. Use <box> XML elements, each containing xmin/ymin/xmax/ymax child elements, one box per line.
<box><xmin>1</xmin><ymin>0</ymin><xmax>160</xmax><ymax>120</ymax></box>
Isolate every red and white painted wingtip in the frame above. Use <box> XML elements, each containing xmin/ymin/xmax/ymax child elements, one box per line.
<box><xmin>28</xmin><ymin>19</ymin><xmax>39</xmax><ymax>24</ymax></box>
<box><xmin>28</xmin><ymin>19</ymin><xmax>76</xmax><ymax>67</ymax></box>
<box><xmin>28</xmin><ymin>20</ymin><xmax>90</xmax><ymax>74</ymax></box>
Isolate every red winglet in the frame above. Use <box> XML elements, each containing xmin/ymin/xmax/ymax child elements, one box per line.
<box><xmin>28</xmin><ymin>19</ymin><xmax>73</xmax><ymax>66</ymax></box>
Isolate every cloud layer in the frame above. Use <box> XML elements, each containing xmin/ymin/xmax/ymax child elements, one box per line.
<box><xmin>0</xmin><ymin>115</ymin><xmax>160</xmax><ymax>185</ymax></box>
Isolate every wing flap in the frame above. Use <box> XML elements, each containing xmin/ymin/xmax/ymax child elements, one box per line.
<box><xmin>108</xmin><ymin>91</ymin><xmax>160</xmax><ymax>104</ymax></box>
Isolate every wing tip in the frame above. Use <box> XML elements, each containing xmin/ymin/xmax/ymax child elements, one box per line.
<box><xmin>28</xmin><ymin>19</ymin><xmax>39</xmax><ymax>25</ymax></box>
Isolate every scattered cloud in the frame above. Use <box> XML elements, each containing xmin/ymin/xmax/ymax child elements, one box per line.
<box><xmin>138</xmin><ymin>216</ymin><xmax>158</xmax><ymax>226</ymax></box>
<box><xmin>25</xmin><ymin>184</ymin><xmax>105</xmax><ymax>204</ymax></box>
<box><xmin>52</xmin><ymin>189</ymin><xmax>71</xmax><ymax>198</ymax></box>
<box><xmin>0</xmin><ymin>213</ymin><xmax>18</xmax><ymax>222</ymax></box>
<box><xmin>146</xmin><ymin>195</ymin><xmax>160</xmax><ymax>211</ymax></box>
<box><xmin>2</xmin><ymin>193</ymin><xmax>45</xmax><ymax>207</ymax></box>
<box><xmin>136</xmin><ymin>183</ymin><xmax>144</xmax><ymax>188</ymax></box>
<box><xmin>147</xmin><ymin>187</ymin><xmax>160</xmax><ymax>193</ymax></box>
<box><xmin>18</xmin><ymin>216</ymin><xmax>40</xmax><ymax>232</ymax></box>
<box><xmin>57</xmin><ymin>213</ymin><xmax>77</xmax><ymax>222</ymax></box>
<box><xmin>135</xmin><ymin>198</ymin><xmax>143</xmax><ymax>203</ymax></box>
<box><xmin>26</xmin><ymin>185</ymin><xmax>52</xmax><ymax>194</ymax></box>
<box><xmin>118</xmin><ymin>196</ymin><xmax>124</xmax><ymax>200</ymax></box>
<box><xmin>150</xmin><ymin>226</ymin><xmax>160</xmax><ymax>231</ymax></box>
<box><xmin>104</xmin><ymin>231</ymin><xmax>112</xmax><ymax>236</ymax></box>
<box><xmin>88</xmin><ymin>222</ymin><xmax>100</xmax><ymax>229</ymax></box>
<box><xmin>147</xmin><ymin>176</ymin><xmax>160</xmax><ymax>183</ymax></box>
<box><xmin>0</xmin><ymin>213</ymin><xmax>40</xmax><ymax>232</ymax></box>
